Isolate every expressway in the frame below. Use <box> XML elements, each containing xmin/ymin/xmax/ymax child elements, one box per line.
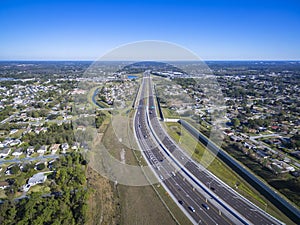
<box><xmin>133</xmin><ymin>71</ymin><xmax>284</xmax><ymax>225</ymax></box>
<box><xmin>134</xmin><ymin>73</ymin><xmax>236</xmax><ymax>225</ymax></box>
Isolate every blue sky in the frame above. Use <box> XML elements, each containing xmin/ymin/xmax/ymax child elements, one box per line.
<box><xmin>0</xmin><ymin>0</ymin><xmax>299</xmax><ymax>60</ymax></box>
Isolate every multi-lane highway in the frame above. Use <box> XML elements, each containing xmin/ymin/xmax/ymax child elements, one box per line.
<box><xmin>133</xmin><ymin>71</ymin><xmax>284</xmax><ymax>225</ymax></box>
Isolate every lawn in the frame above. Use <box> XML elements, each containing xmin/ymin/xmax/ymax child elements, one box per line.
<box><xmin>161</xmin><ymin>107</ymin><xmax>180</xmax><ymax>119</ymax></box>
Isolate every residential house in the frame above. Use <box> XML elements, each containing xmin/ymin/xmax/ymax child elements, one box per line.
<box><xmin>23</xmin><ymin>172</ymin><xmax>47</xmax><ymax>192</ymax></box>
<box><xmin>9</xmin><ymin>129</ymin><xmax>19</xmax><ymax>135</ymax></box>
<box><xmin>244</xmin><ymin>142</ymin><xmax>255</xmax><ymax>149</ymax></box>
<box><xmin>12</xmin><ymin>148</ymin><xmax>23</xmax><ymax>157</ymax></box>
<box><xmin>50</xmin><ymin>144</ymin><xmax>60</xmax><ymax>154</ymax></box>
<box><xmin>256</xmin><ymin>150</ymin><xmax>269</xmax><ymax>159</ymax></box>
<box><xmin>0</xmin><ymin>181</ymin><xmax>9</xmax><ymax>190</ymax></box>
<box><xmin>61</xmin><ymin>143</ymin><xmax>69</xmax><ymax>153</ymax></box>
<box><xmin>2</xmin><ymin>139</ymin><xmax>12</xmax><ymax>147</ymax></box>
<box><xmin>35</xmin><ymin>127</ymin><xmax>47</xmax><ymax>134</ymax></box>
<box><xmin>28</xmin><ymin>172</ymin><xmax>47</xmax><ymax>185</ymax></box>
<box><xmin>230</xmin><ymin>135</ymin><xmax>241</xmax><ymax>142</ymax></box>
<box><xmin>71</xmin><ymin>142</ymin><xmax>80</xmax><ymax>150</ymax></box>
<box><xmin>0</xmin><ymin>148</ymin><xmax>11</xmax><ymax>158</ymax></box>
<box><xmin>76</xmin><ymin>126</ymin><xmax>86</xmax><ymax>131</ymax></box>
<box><xmin>223</xmin><ymin>130</ymin><xmax>234</xmax><ymax>136</ymax></box>
<box><xmin>10</xmin><ymin>139</ymin><xmax>21</xmax><ymax>147</ymax></box>
<box><xmin>26</xmin><ymin>146</ymin><xmax>35</xmax><ymax>155</ymax></box>
<box><xmin>37</xmin><ymin>146</ymin><xmax>47</xmax><ymax>154</ymax></box>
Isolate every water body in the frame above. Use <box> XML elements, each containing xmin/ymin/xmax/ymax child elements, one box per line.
<box><xmin>0</xmin><ymin>78</ymin><xmax>16</xmax><ymax>81</ymax></box>
<box><xmin>91</xmin><ymin>88</ymin><xmax>102</xmax><ymax>108</ymax></box>
<box><xmin>127</xmin><ymin>75</ymin><xmax>137</xmax><ymax>79</ymax></box>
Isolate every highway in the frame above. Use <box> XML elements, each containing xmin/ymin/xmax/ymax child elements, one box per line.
<box><xmin>134</xmin><ymin>73</ymin><xmax>236</xmax><ymax>224</ymax></box>
<box><xmin>133</xmin><ymin>71</ymin><xmax>284</xmax><ymax>225</ymax></box>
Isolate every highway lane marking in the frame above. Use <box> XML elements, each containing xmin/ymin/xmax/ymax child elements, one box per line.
<box><xmin>145</xmin><ymin>76</ymin><xmax>240</xmax><ymax>225</ymax></box>
<box><xmin>136</xmin><ymin>75</ymin><xmax>237</xmax><ymax>225</ymax></box>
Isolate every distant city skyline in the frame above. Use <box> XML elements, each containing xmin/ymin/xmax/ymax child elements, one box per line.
<box><xmin>1</xmin><ymin>0</ymin><xmax>300</xmax><ymax>60</ymax></box>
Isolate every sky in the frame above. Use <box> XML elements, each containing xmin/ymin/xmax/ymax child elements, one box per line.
<box><xmin>0</xmin><ymin>0</ymin><xmax>299</xmax><ymax>60</ymax></box>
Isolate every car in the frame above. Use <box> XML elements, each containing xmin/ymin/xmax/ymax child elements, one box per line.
<box><xmin>188</xmin><ymin>206</ymin><xmax>195</xmax><ymax>212</ymax></box>
<box><xmin>202</xmin><ymin>203</ymin><xmax>209</xmax><ymax>210</ymax></box>
<box><xmin>178</xmin><ymin>200</ymin><xmax>184</xmax><ymax>205</ymax></box>
<box><xmin>210</xmin><ymin>187</ymin><xmax>215</xmax><ymax>191</ymax></box>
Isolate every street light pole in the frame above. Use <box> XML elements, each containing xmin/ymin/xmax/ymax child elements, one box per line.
<box><xmin>264</xmin><ymin>203</ymin><xmax>268</xmax><ymax>212</ymax></box>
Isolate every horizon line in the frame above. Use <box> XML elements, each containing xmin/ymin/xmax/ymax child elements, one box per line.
<box><xmin>0</xmin><ymin>59</ymin><xmax>300</xmax><ymax>62</ymax></box>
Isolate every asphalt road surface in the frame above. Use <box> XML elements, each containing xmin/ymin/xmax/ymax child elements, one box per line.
<box><xmin>133</xmin><ymin>71</ymin><xmax>283</xmax><ymax>225</ymax></box>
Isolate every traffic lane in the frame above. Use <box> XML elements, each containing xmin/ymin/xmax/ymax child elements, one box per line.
<box><xmin>167</xmin><ymin>174</ymin><xmax>232</xmax><ymax>225</ymax></box>
<box><xmin>147</xmin><ymin>106</ymin><xmax>267</xmax><ymax>224</ymax></box>
<box><xmin>145</xmin><ymin>81</ymin><xmax>232</xmax><ymax>223</ymax></box>
<box><xmin>184</xmin><ymin>161</ymin><xmax>275</xmax><ymax>224</ymax></box>
<box><xmin>145</xmin><ymin>78</ymin><xmax>280</xmax><ymax>225</ymax></box>
<box><xmin>136</xmin><ymin>127</ymin><xmax>203</xmax><ymax>223</ymax></box>
<box><xmin>164</xmin><ymin>176</ymin><xmax>212</xmax><ymax>225</ymax></box>
<box><xmin>157</xmin><ymin>152</ymin><xmax>233</xmax><ymax>225</ymax></box>
<box><xmin>138</xmin><ymin>124</ymin><xmax>232</xmax><ymax>225</ymax></box>
<box><xmin>154</xmin><ymin>123</ymin><xmax>275</xmax><ymax>224</ymax></box>
<box><xmin>136</xmin><ymin>108</ymin><xmax>231</xmax><ymax>223</ymax></box>
<box><xmin>147</xmin><ymin>96</ymin><xmax>277</xmax><ymax>223</ymax></box>
<box><xmin>140</xmin><ymin>135</ymin><xmax>228</xmax><ymax>225</ymax></box>
<box><xmin>140</xmin><ymin>76</ymin><xmax>271</xmax><ymax>225</ymax></box>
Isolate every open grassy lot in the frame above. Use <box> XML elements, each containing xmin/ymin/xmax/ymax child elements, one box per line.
<box><xmin>109</xmin><ymin>119</ymin><xmax>194</xmax><ymax>224</ymax></box>
<box><xmin>99</xmin><ymin>121</ymin><xmax>183</xmax><ymax>225</ymax></box>
<box><xmin>161</xmin><ymin>108</ymin><xmax>180</xmax><ymax>119</ymax></box>
<box><xmin>86</xmin><ymin>109</ymin><xmax>191</xmax><ymax>225</ymax></box>
<box><xmin>86</xmin><ymin>166</ymin><xmax>120</xmax><ymax>225</ymax></box>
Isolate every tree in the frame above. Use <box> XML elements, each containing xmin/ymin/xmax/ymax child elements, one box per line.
<box><xmin>10</xmin><ymin>165</ymin><xmax>20</xmax><ymax>174</ymax></box>
<box><xmin>0</xmin><ymin>201</ymin><xmax>16</xmax><ymax>225</ymax></box>
<box><xmin>232</xmin><ymin>118</ymin><xmax>240</xmax><ymax>128</ymax></box>
<box><xmin>0</xmin><ymin>153</ymin><xmax>88</xmax><ymax>225</ymax></box>
<box><xmin>36</xmin><ymin>163</ymin><xmax>45</xmax><ymax>170</ymax></box>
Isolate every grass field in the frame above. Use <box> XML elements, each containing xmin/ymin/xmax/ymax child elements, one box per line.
<box><xmin>86</xmin><ymin>167</ymin><xmax>120</xmax><ymax>225</ymax></box>
<box><xmin>86</xmin><ymin>107</ymin><xmax>190</xmax><ymax>225</ymax></box>
<box><xmin>161</xmin><ymin>108</ymin><xmax>180</xmax><ymax>119</ymax></box>
<box><xmin>99</xmin><ymin>121</ymin><xmax>184</xmax><ymax>225</ymax></box>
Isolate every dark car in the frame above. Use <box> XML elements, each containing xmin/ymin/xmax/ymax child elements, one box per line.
<box><xmin>202</xmin><ymin>203</ymin><xmax>209</xmax><ymax>210</ymax></box>
<box><xmin>178</xmin><ymin>200</ymin><xmax>184</xmax><ymax>205</ymax></box>
<box><xmin>188</xmin><ymin>206</ymin><xmax>195</xmax><ymax>212</ymax></box>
